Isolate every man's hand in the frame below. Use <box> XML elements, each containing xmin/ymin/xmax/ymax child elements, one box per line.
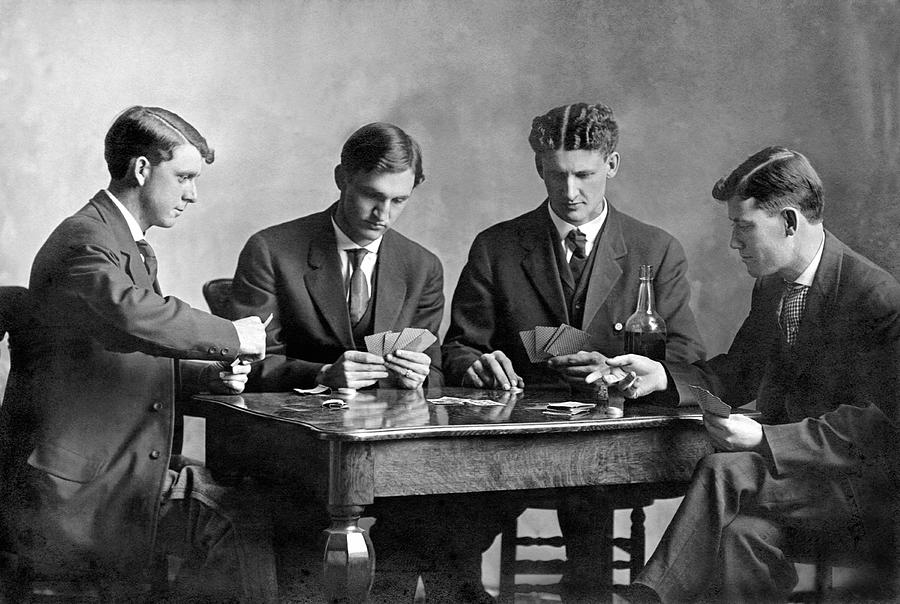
<box><xmin>385</xmin><ymin>349</ymin><xmax>430</xmax><ymax>390</ymax></box>
<box><xmin>462</xmin><ymin>350</ymin><xmax>524</xmax><ymax>391</ymax></box>
<box><xmin>704</xmin><ymin>413</ymin><xmax>765</xmax><ymax>452</ymax></box>
<box><xmin>547</xmin><ymin>350</ymin><xmax>609</xmax><ymax>384</ymax></box>
<box><xmin>232</xmin><ymin>316</ymin><xmax>267</xmax><ymax>361</ymax></box>
<box><xmin>317</xmin><ymin>350</ymin><xmax>388</xmax><ymax>389</ymax></box>
<box><xmin>202</xmin><ymin>360</ymin><xmax>251</xmax><ymax>395</ymax></box>
<box><xmin>587</xmin><ymin>354</ymin><xmax>667</xmax><ymax>398</ymax></box>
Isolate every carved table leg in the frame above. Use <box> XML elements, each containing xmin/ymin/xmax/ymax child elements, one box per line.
<box><xmin>323</xmin><ymin>504</ymin><xmax>375</xmax><ymax>603</ymax></box>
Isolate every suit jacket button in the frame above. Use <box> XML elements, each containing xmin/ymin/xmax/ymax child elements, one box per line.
<box><xmin>208</xmin><ymin>346</ymin><xmax>217</xmax><ymax>354</ymax></box>
<box><xmin>614</xmin><ymin>322</ymin><xmax>623</xmax><ymax>331</ymax></box>
<box><xmin>151</xmin><ymin>402</ymin><xmax>163</xmax><ymax>411</ymax></box>
<box><xmin>221</xmin><ymin>348</ymin><xmax>230</xmax><ymax>356</ymax></box>
<box><xmin>149</xmin><ymin>450</ymin><xmax>161</xmax><ymax>460</ymax></box>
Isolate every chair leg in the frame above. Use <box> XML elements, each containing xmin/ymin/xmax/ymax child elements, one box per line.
<box><xmin>498</xmin><ymin>513</ymin><xmax>519</xmax><ymax>604</ymax></box>
<box><xmin>629</xmin><ymin>506</ymin><xmax>646</xmax><ymax>582</ymax></box>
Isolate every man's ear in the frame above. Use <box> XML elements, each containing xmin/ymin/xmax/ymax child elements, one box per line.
<box><xmin>534</xmin><ymin>154</ymin><xmax>544</xmax><ymax>180</ymax></box>
<box><xmin>605</xmin><ymin>151</ymin><xmax>620</xmax><ymax>178</ymax></box>
<box><xmin>334</xmin><ymin>164</ymin><xmax>346</xmax><ymax>191</ymax></box>
<box><xmin>782</xmin><ymin>207</ymin><xmax>799</xmax><ymax>235</ymax></box>
<box><xmin>130</xmin><ymin>156</ymin><xmax>151</xmax><ymax>187</ymax></box>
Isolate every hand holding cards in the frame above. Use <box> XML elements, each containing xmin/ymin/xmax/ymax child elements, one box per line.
<box><xmin>689</xmin><ymin>385</ymin><xmax>732</xmax><ymax>417</ymax></box>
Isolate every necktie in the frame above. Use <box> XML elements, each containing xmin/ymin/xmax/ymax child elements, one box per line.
<box><xmin>565</xmin><ymin>229</ymin><xmax>588</xmax><ymax>284</ymax></box>
<box><xmin>347</xmin><ymin>248</ymin><xmax>370</xmax><ymax>325</ymax></box>
<box><xmin>780</xmin><ymin>282</ymin><xmax>809</xmax><ymax>346</ymax></box>
<box><xmin>136</xmin><ymin>239</ymin><xmax>158</xmax><ymax>284</ymax></box>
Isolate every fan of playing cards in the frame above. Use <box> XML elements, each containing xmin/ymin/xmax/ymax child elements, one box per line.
<box><xmin>688</xmin><ymin>385</ymin><xmax>733</xmax><ymax>417</ymax></box>
<box><xmin>364</xmin><ymin>327</ymin><xmax>437</xmax><ymax>357</ymax></box>
<box><xmin>519</xmin><ymin>324</ymin><xmax>596</xmax><ymax>362</ymax></box>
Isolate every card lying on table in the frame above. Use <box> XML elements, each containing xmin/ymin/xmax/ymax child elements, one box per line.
<box><xmin>365</xmin><ymin>327</ymin><xmax>436</xmax><ymax>356</ymax></box>
<box><xmin>689</xmin><ymin>385</ymin><xmax>732</xmax><ymax>418</ymax></box>
<box><xmin>519</xmin><ymin>324</ymin><xmax>595</xmax><ymax>362</ymax></box>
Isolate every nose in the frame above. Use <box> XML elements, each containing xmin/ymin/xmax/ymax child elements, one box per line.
<box><xmin>565</xmin><ymin>176</ymin><xmax>578</xmax><ymax>200</ymax></box>
<box><xmin>372</xmin><ymin>200</ymin><xmax>390</xmax><ymax>220</ymax></box>
<box><xmin>183</xmin><ymin>181</ymin><xmax>197</xmax><ymax>203</ymax></box>
<box><xmin>729</xmin><ymin>229</ymin><xmax>742</xmax><ymax>250</ymax></box>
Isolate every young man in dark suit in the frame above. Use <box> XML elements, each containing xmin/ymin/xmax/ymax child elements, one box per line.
<box><xmin>229</xmin><ymin>122</ymin><xmax>442</xmax><ymax>391</ymax></box>
<box><xmin>0</xmin><ymin>106</ymin><xmax>277</xmax><ymax>601</ymax></box>
<box><xmin>600</xmin><ymin>147</ymin><xmax>900</xmax><ymax>602</ymax></box>
<box><xmin>443</xmin><ymin>102</ymin><xmax>705</xmax><ymax>390</ymax></box>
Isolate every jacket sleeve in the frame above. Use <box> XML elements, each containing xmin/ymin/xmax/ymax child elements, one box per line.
<box><xmin>229</xmin><ymin>233</ymin><xmax>325</xmax><ymax>390</ymax></box>
<box><xmin>441</xmin><ymin>233</ymin><xmax>496</xmax><ymax>386</ymax></box>
<box><xmin>51</xmin><ymin>218</ymin><xmax>239</xmax><ymax>360</ymax></box>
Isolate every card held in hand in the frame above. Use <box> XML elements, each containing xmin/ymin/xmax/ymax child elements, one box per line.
<box><xmin>689</xmin><ymin>385</ymin><xmax>732</xmax><ymax>417</ymax></box>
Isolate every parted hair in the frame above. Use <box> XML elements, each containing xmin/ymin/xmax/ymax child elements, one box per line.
<box><xmin>105</xmin><ymin>106</ymin><xmax>214</xmax><ymax>180</ymax></box>
<box><xmin>340</xmin><ymin>122</ymin><xmax>425</xmax><ymax>187</ymax></box>
<box><xmin>712</xmin><ymin>146</ymin><xmax>824</xmax><ymax>222</ymax></box>
<box><xmin>528</xmin><ymin>103</ymin><xmax>619</xmax><ymax>157</ymax></box>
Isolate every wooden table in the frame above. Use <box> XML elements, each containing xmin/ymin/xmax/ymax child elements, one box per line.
<box><xmin>191</xmin><ymin>387</ymin><xmax>723</xmax><ymax>602</ymax></box>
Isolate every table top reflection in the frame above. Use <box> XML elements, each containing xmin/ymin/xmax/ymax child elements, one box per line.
<box><xmin>191</xmin><ymin>386</ymin><xmax>718</xmax><ymax>442</ymax></box>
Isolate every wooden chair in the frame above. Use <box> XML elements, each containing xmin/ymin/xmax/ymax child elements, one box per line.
<box><xmin>202</xmin><ymin>278</ymin><xmax>234</xmax><ymax>318</ymax></box>
<box><xmin>498</xmin><ymin>483</ymin><xmax>685</xmax><ymax>603</ymax></box>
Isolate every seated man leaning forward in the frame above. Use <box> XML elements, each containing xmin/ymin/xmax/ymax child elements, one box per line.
<box><xmin>596</xmin><ymin>147</ymin><xmax>900</xmax><ymax>603</ymax></box>
<box><xmin>443</xmin><ymin>101</ymin><xmax>705</xmax><ymax>390</ymax></box>
<box><xmin>229</xmin><ymin>122</ymin><xmax>443</xmax><ymax>391</ymax></box>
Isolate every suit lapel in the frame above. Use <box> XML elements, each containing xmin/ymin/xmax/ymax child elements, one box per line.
<box><xmin>372</xmin><ymin>231</ymin><xmax>406</xmax><ymax>332</ymax></box>
<box><xmin>303</xmin><ymin>211</ymin><xmax>355</xmax><ymax>348</ymax></box>
<box><xmin>89</xmin><ymin>192</ymin><xmax>157</xmax><ymax>292</ymax></box>
<box><xmin>519</xmin><ymin>205</ymin><xmax>569</xmax><ymax>324</ymax></box>
<box><xmin>793</xmin><ymin>232</ymin><xmax>840</xmax><ymax>377</ymax></box>
<box><xmin>582</xmin><ymin>206</ymin><xmax>626</xmax><ymax>330</ymax></box>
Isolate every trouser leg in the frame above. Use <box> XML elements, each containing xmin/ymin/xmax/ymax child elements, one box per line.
<box><xmin>156</xmin><ymin>464</ymin><xmax>278</xmax><ymax>603</ymax></box>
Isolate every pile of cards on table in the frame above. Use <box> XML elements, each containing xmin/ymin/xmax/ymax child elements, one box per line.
<box><xmin>364</xmin><ymin>327</ymin><xmax>436</xmax><ymax>356</ymax></box>
<box><xmin>543</xmin><ymin>401</ymin><xmax>596</xmax><ymax>416</ymax></box>
<box><xmin>519</xmin><ymin>324</ymin><xmax>595</xmax><ymax>362</ymax></box>
<box><xmin>688</xmin><ymin>385</ymin><xmax>732</xmax><ymax>417</ymax></box>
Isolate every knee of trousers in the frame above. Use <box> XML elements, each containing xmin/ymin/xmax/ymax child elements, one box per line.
<box><xmin>694</xmin><ymin>451</ymin><xmax>767</xmax><ymax>483</ymax></box>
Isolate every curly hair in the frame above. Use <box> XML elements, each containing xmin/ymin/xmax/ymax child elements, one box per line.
<box><xmin>528</xmin><ymin>103</ymin><xmax>619</xmax><ymax>157</ymax></box>
<box><xmin>712</xmin><ymin>146</ymin><xmax>823</xmax><ymax>223</ymax></box>
<box><xmin>340</xmin><ymin>122</ymin><xmax>425</xmax><ymax>187</ymax></box>
<box><xmin>104</xmin><ymin>106</ymin><xmax>214</xmax><ymax>180</ymax></box>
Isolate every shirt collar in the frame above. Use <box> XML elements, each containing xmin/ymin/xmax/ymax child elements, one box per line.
<box><xmin>793</xmin><ymin>233</ymin><xmax>825</xmax><ymax>287</ymax></box>
<box><xmin>104</xmin><ymin>189</ymin><xmax>145</xmax><ymax>242</ymax></box>
<box><xmin>330</xmin><ymin>216</ymin><xmax>382</xmax><ymax>254</ymax></box>
<box><xmin>547</xmin><ymin>200</ymin><xmax>608</xmax><ymax>244</ymax></box>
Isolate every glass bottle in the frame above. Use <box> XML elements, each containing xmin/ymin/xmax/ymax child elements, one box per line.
<box><xmin>624</xmin><ymin>265</ymin><xmax>667</xmax><ymax>360</ymax></box>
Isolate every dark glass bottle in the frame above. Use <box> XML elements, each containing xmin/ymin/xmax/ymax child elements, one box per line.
<box><xmin>624</xmin><ymin>265</ymin><xmax>667</xmax><ymax>360</ymax></box>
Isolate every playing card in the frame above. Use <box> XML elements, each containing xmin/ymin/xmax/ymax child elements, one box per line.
<box><xmin>534</xmin><ymin>325</ymin><xmax>557</xmax><ymax>358</ymax></box>
<box><xmin>689</xmin><ymin>385</ymin><xmax>732</xmax><ymax>417</ymax></box>
<box><xmin>364</xmin><ymin>332</ymin><xmax>386</xmax><ymax>356</ymax></box>
<box><xmin>519</xmin><ymin>329</ymin><xmax>542</xmax><ymax>363</ymax></box>
<box><xmin>405</xmin><ymin>330</ymin><xmax>437</xmax><ymax>353</ymax></box>
<box><xmin>383</xmin><ymin>331</ymin><xmax>401</xmax><ymax>355</ymax></box>
<box><xmin>544</xmin><ymin>324</ymin><xmax>593</xmax><ymax>356</ymax></box>
<box><xmin>394</xmin><ymin>327</ymin><xmax>420</xmax><ymax>352</ymax></box>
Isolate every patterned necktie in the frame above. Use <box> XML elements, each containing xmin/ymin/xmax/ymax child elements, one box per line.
<box><xmin>565</xmin><ymin>229</ymin><xmax>588</xmax><ymax>283</ymax></box>
<box><xmin>135</xmin><ymin>239</ymin><xmax>158</xmax><ymax>284</ymax></box>
<box><xmin>347</xmin><ymin>248</ymin><xmax>370</xmax><ymax>325</ymax></box>
<box><xmin>780</xmin><ymin>282</ymin><xmax>809</xmax><ymax>346</ymax></box>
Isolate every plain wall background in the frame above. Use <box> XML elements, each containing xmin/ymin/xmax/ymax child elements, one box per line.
<box><xmin>1</xmin><ymin>0</ymin><xmax>899</xmax><ymax>590</ymax></box>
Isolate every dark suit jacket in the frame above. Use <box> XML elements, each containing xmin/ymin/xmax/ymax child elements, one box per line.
<box><xmin>229</xmin><ymin>206</ymin><xmax>444</xmax><ymax>390</ymax></box>
<box><xmin>0</xmin><ymin>191</ymin><xmax>240</xmax><ymax>576</ymax></box>
<box><xmin>442</xmin><ymin>200</ymin><xmax>706</xmax><ymax>386</ymax></box>
<box><xmin>667</xmin><ymin>232</ymin><xmax>900</xmax><ymax>511</ymax></box>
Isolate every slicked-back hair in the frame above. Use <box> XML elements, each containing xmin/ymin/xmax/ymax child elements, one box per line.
<box><xmin>528</xmin><ymin>103</ymin><xmax>619</xmax><ymax>158</ymax></box>
<box><xmin>340</xmin><ymin>122</ymin><xmax>425</xmax><ymax>187</ymax></box>
<box><xmin>104</xmin><ymin>106</ymin><xmax>214</xmax><ymax>180</ymax></box>
<box><xmin>712</xmin><ymin>146</ymin><xmax>824</xmax><ymax>223</ymax></box>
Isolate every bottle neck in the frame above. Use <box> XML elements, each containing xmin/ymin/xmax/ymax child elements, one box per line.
<box><xmin>636</xmin><ymin>278</ymin><xmax>656</xmax><ymax>314</ymax></box>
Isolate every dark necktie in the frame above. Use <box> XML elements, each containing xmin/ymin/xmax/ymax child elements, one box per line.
<box><xmin>565</xmin><ymin>229</ymin><xmax>588</xmax><ymax>284</ymax></box>
<box><xmin>780</xmin><ymin>282</ymin><xmax>809</xmax><ymax>346</ymax></box>
<box><xmin>136</xmin><ymin>239</ymin><xmax>158</xmax><ymax>284</ymax></box>
<box><xmin>347</xmin><ymin>248</ymin><xmax>370</xmax><ymax>325</ymax></box>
